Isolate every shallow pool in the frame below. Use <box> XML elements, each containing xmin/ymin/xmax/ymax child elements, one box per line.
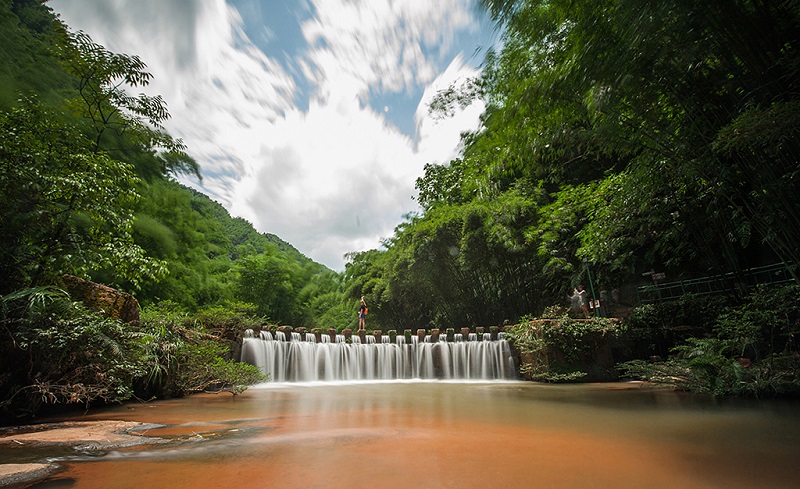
<box><xmin>28</xmin><ymin>381</ymin><xmax>800</xmax><ymax>488</ymax></box>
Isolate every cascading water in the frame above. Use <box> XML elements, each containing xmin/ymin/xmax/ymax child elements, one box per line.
<box><xmin>240</xmin><ymin>330</ymin><xmax>517</xmax><ymax>382</ymax></box>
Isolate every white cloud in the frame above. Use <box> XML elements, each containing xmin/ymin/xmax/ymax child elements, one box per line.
<box><xmin>48</xmin><ymin>0</ymin><xmax>489</xmax><ymax>271</ymax></box>
<box><xmin>302</xmin><ymin>0</ymin><xmax>473</xmax><ymax>100</ymax></box>
<box><xmin>416</xmin><ymin>55</ymin><xmax>485</xmax><ymax>164</ymax></box>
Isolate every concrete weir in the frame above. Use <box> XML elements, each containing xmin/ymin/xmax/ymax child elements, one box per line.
<box><xmin>240</xmin><ymin>327</ymin><xmax>517</xmax><ymax>382</ymax></box>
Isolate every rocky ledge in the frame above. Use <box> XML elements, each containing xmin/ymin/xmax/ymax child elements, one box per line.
<box><xmin>0</xmin><ymin>420</ymin><xmax>159</xmax><ymax>487</ymax></box>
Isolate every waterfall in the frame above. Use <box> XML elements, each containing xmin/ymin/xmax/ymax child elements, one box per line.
<box><xmin>241</xmin><ymin>330</ymin><xmax>517</xmax><ymax>382</ymax></box>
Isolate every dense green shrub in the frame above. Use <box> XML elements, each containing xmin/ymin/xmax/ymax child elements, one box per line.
<box><xmin>172</xmin><ymin>342</ymin><xmax>265</xmax><ymax>395</ymax></box>
<box><xmin>0</xmin><ymin>290</ymin><xmax>267</xmax><ymax>425</ymax></box>
<box><xmin>620</xmin><ymin>294</ymin><xmax>731</xmax><ymax>361</ymax></box>
<box><xmin>619</xmin><ymin>285</ymin><xmax>800</xmax><ymax>397</ymax></box>
<box><xmin>136</xmin><ymin>303</ymin><xmax>267</xmax><ymax>398</ymax></box>
<box><xmin>0</xmin><ymin>287</ymin><xmax>143</xmax><ymax>423</ymax></box>
<box><xmin>625</xmin><ymin>294</ymin><xmax>729</xmax><ymax>331</ymax></box>
<box><xmin>507</xmin><ymin>311</ymin><xmax>627</xmax><ymax>382</ymax></box>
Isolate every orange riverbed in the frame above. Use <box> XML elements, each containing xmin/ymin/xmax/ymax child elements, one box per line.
<box><xmin>28</xmin><ymin>381</ymin><xmax>800</xmax><ymax>489</ymax></box>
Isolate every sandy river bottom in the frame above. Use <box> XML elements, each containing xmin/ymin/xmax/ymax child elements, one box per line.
<box><xmin>5</xmin><ymin>381</ymin><xmax>800</xmax><ymax>489</ymax></box>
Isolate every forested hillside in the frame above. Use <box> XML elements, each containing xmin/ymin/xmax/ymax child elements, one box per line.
<box><xmin>344</xmin><ymin>0</ymin><xmax>800</xmax><ymax>330</ymax></box>
<box><xmin>0</xmin><ymin>0</ymin><xmax>349</xmax><ymax>328</ymax></box>
<box><xmin>338</xmin><ymin>0</ymin><xmax>800</xmax><ymax>396</ymax></box>
<box><xmin>0</xmin><ymin>0</ymin><xmax>352</xmax><ymax>422</ymax></box>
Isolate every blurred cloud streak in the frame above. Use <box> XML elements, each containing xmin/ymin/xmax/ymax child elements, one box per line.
<box><xmin>49</xmin><ymin>0</ymin><xmax>492</xmax><ymax>270</ymax></box>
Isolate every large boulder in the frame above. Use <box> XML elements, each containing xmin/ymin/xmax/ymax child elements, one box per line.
<box><xmin>60</xmin><ymin>275</ymin><xmax>140</xmax><ymax>324</ymax></box>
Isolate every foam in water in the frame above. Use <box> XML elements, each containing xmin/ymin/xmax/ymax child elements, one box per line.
<box><xmin>240</xmin><ymin>330</ymin><xmax>516</xmax><ymax>382</ymax></box>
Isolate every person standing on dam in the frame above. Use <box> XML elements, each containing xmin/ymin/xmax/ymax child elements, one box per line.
<box><xmin>358</xmin><ymin>297</ymin><xmax>368</xmax><ymax>331</ymax></box>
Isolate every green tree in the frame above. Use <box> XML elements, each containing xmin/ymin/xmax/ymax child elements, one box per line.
<box><xmin>348</xmin><ymin>0</ymin><xmax>800</xmax><ymax>330</ymax></box>
<box><xmin>0</xmin><ymin>97</ymin><xmax>165</xmax><ymax>292</ymax></box>
<box><xmin>234</xmin><ymin>247</ymin><xmax>302</xmax><ymax>324</ymax></box>
<box><xmin>56</xmin><ymin>30</ymin><xmax>200</xmax><ymax>180</ymax></box>
<box><xmin>0</xmin><ymin>0</ymin><xmax>75</xmax><ymax>104</ymax></box>
<box><xmin>344</xmin><ymin>191</ymin><xmax>549</xmax><ymax>330</ymax></box>
<box><xmin>471</xmin><ymin>0</ymin><xmax>800</xmax><ymax>278</ymax></box>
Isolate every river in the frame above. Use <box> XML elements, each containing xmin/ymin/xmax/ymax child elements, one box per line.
<box><xmin>22</xmin><ymin>380</ymin><xmax>800</xmax><ymax>488</ymax></box>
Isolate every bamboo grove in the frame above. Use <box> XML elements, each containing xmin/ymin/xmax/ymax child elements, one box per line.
<box><xmin>346</xmin><ymin>0</ymin><xmax>800</xmax><ymax>330</ymax></box>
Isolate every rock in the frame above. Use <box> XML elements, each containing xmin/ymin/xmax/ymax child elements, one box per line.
<box><xmin>0</xmin><ymin>420</ymin><xmax>160</xmax><ymax>488</ymax></box>
<box><xmin>0</xmin><ymin>463</ymin><xmax>58</xmax><ymax>487</ymax></box>
<box><xmin>0</xmin><ymin>420</ymin><xmax>151</xmax><ymax>447</ymax></box>
<box><xmin>60</xmin><ymin>274</ymin><xmax>140</xmax><ymax>324</ymax></box>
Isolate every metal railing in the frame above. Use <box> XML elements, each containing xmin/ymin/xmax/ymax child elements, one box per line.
<box><xmin>636</xmin><ymin>263</ymin><xmax>796</xmax><ymax>304</ymax></box>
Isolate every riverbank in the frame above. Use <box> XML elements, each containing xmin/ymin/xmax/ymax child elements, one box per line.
<box><xmin>0</xmin><ymin>420</ymin><xmax>158</xmax><ymax>487</ymax></box>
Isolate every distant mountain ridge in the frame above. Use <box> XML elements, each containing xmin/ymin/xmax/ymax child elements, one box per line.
<box><xmin>181</xmin><ymin>184</ymin><xmax>324</xmax><ymax>269</ymax></box>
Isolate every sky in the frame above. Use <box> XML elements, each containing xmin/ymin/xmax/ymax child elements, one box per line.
<box><xmin>48</xmin><ymin>0</ymin><xmax>498</xmax><ymax>271</ymax></box>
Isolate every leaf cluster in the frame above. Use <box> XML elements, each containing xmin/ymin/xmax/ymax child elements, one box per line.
<box><xmin>0</xmin><ymin>288</ymin><xmax>267</xmax><ymax>424</ymax></box>
<box><xmin>619</xmin><ymin>285</ymin><xmax>800</xmax><ymax>397</ymax></box>
<box><xmin>0</xmin><ymin>96</ymin><xmax>165</xmax><ymax>291</ymax></box>
<box><xmin>0</xmin><ymin>287</ymin><xmax>143</xmax><ymax>422</ymax></box>
<box><xmin>344</xmin><ymin>0</ymin><xmax>800</xmax><ymax>332</ymax></box>
<box><xmin>506</xmin><ymin>314</ymin><xmax>625</xmax><ymax>381</ymax></box>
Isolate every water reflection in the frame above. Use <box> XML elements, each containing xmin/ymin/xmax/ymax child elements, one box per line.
<box><xmin>32</xmin><ymin>381</ymin><xmax>800</xmax><ymax>489</ymax></box>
